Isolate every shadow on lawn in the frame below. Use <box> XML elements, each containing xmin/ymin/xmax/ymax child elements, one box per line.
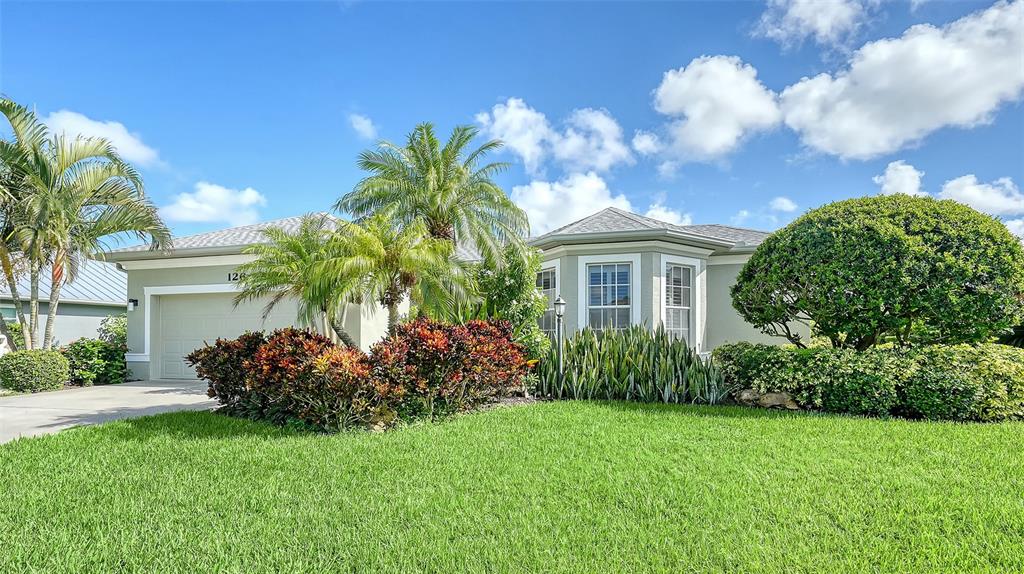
<box><xmin>579</xmin><ymin>399</ymin><xmax>814</xmax><ymax>421</ymax></box>
<box><xmin>74</xmin><ymin>410</ymin><xmax>295</xmax><ymax>442</ymax></box>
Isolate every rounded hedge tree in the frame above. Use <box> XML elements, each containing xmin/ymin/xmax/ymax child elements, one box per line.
<box><xmin>731</xmin><ymin>195</ymin><xmax>1024</xmax><ymax>350</ymax></box>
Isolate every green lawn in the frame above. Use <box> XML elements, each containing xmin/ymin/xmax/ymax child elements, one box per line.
<box><xmin>1</xmin><ymin>402</ymin><xmax>1022</xmax><ymax>573</ymax></box>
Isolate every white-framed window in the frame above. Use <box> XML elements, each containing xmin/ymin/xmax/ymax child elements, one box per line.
<box><xmin>586</xmin><ymin>262</ymin><xmax>632</xmax><ymax>331</ymax></box>
<box><xmin>536</xmin><ymin>267</ymin><xmax>557</xmax><ymax>339</ymax></box>
<box><xmin>664</xmin><ymin>263</ymin><xmax>692</xmax><ymax>343</ymax></box>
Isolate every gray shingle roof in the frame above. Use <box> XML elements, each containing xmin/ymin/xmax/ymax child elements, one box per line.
<box><xmin>531</xmin><ymin>207</ymin><xmax>769</xmax><ymax>247</ymax></box>
<box><xmin>3</xmin><ymin>258</ymin><xmax>126</xmax><ymax>306</ymax></box>
<box><xmin>110</xmin><ymin>213</ymin><xmax>333</xmax><ymax>254</ymax></box>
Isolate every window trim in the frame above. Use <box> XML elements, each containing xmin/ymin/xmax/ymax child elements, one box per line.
<box><xmin>577</xmin><ymin>253</ymin><xmax>642</xmax><ymax>330</ymax></box>
<box><xmin>658</xmin><ymin>254</ymin><xmax>703</xmax><ymax>351</ymax></box>
<box><xmin>536</xmin><ymin>259</ymin><xmax>560</xmax><ymax>338</ymax></box>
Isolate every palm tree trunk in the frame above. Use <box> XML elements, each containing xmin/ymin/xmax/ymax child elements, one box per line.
<box><xmin>29</xmin><ymin>264</ymin><xmax>40</xmax><ymax>351</ymax></box>
<box><xmin>387</xmin><ymin>302</ymin><xmax>399</xmax><ymax>337</ymax></box>
<box><xmin>0</xmin><ymin>247</ymin><xmax>29</xmax><ymax>350</ymax></box>
<box><xmin>42</xmin><ymin>279</ymin><xmax>62</xmax><ymax>349</ymax></box>
<box><xmin>325</xmin><ymin>309</ymin><xmax>359</xmax><ymax>349</ymax></box>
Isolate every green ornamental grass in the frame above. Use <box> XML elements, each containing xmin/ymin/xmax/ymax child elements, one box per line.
<box><xmin>2</xmin><ymin>402</ymin><xmax>1022</xmax><ymax>573</ymax></box>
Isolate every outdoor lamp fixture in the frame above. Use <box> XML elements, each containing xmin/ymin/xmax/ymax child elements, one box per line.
<box><xmin>553</xmin><ymin>295</ymin><xmax>566</xmax><ymax>379</ymax></box>
<box><xmin>127</xmin><ymin>298</ymin><xmax>138</xmax><ymax>312</ymax></box>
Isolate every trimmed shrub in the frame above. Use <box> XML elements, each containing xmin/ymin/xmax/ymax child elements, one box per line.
<box><xmin>298</xmin><ymin>347</ymin><xmax>392</xmax><ymax>430</ymax></box>
<box><xmin>62</xmin><ymin>338</ymin><xmax>128</xmax><ymax>386</ymax></box>
<box><xmin>244</xmin><ymin>328</ymin><xmax>336</xmax><ymax>424</ymax></box>
<box><xmin>714</xmin><ymin>342</ymin><xmax>1024</xmax><ymax>422</ymax></box>
<box><xmin>901</xmin><ymin>345</ymin><xmax>1024</xmax><ymax>422</ymax></box>
<box><xmin>0</xmin><ymin>350</ymin><xmax>70</xmax><ymax>392</ymax></box>
<box><xmin>370</xmin><ymin>318</ymin><xmax>528</xmax><ymax>419</ymax></box>
<box><xmin>537</xmin><ymin>326</ymin><xmax>728</xmax><ymax>405</ymax></box>
<box><xmin>186</xmin><ymin>331</ymin><xmax>267</xmax><ymax>416</ymax></box>
<box><xmin>97</xmin><ymin>314</ymin><xmax>128</xmax><ymax>349</ymax></box>
<box><xmin>732</xmin><ymin>195</ymin><xmax>1024</xmax><ymax>349</ymax></box>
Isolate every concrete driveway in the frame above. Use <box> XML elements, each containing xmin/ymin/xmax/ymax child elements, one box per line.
<box><xmin>0</xmin><ymin>380</ymin><xmax>216</xmax><ymax>444</ymax></box>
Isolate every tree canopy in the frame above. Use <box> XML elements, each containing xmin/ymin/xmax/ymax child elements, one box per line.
<box><xmin>731</xmin><ymin>195</ymin><xmax>1024</xmax><ymax>350</ymax></box>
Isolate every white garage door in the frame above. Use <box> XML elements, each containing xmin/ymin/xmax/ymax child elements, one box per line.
<box><xmin>157</xmin><ymin>293</ymin><xmax>300</xmax><ymax>379</ymax></box>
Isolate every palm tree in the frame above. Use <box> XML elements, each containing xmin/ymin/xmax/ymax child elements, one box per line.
<box><xmin>334</xmin><ymin>123</ymin><xmax>529</xmax><ymax>264</ymax></box>
<box><xmin>0</xmin><ymin>98</ymin><xmax>171</xmax><ymax>349</ymax></box>
<box><xmin>233</xmin><ymin>214</ymin><xmax>360</xmax><ymax>348</ymax></box>
<box><xmin>325</xmin><ymin>214</ymin><xmax>467</xmax><ymax>336</ymax></box>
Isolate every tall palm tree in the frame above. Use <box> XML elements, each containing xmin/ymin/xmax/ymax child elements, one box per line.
<box><xmin>233</xmin><ymin>214</ymin><xmax>360</xmax><ymax>348</ymax></box>
<box><xmin>0</xmin><ymin>98</ymin><xmax>171</xmax><ymax>349</ymax></box>
<box><xmin>334</xmin><ymin>123</ymin><xmax>529</xmax><ymax>264</ymax></box>
<box><xmin>325</xmin><ymin>214</ymin><xmax>468</xmax><ymax>336</ymax></box>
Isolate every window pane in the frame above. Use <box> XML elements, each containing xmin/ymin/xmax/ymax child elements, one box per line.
<box><xmin>590</xmin><ymin>286</ymin><xmax>601</xmax><ymax>306</ymax></box>
<box><xmin>616</xmin><ymin>285</ymin><xmax>629</xmax><ymax>305</ymax></box>
<box><xmin>615</xmin><ymin>308</ymin><xmax>630</xmax><ymax>328</ymax></box>
<box><xmin>589</xmin><ymin>309</ymin><xmax>603</xmax><ymax>329</ymax></box>
<box><xmin>589</xmin><ymin>266</ymin><xmax>602</xmax><ymax>286</ymax></box>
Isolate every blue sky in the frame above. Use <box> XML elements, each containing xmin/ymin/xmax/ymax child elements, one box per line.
<box><xmin>1</xmin><ymin>0</ymin><xmax>1022</xmax><ymax>241</ymax></box>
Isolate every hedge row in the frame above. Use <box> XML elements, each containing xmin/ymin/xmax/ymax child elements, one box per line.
<box><xmin>186</xmin><ymin>318</ymin><xmax>530</xmax><ymax>432</ymax></box>
<box><xmin>713</xmin><ymin>342</ymin><xmax>1024</xmax><ymax>422</ymax></box>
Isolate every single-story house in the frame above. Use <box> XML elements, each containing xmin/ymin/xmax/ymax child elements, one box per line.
<box><xmin>105</xmin><ymin>215</ymin><xmax>398</xmax><ymax>380</ymax></box>
<box><xmin>105</xmin><ymin>208</ymin><xmax>804</xmax><ymax>381</ymax></box>
<box><xmin>1</xmin><ymin>259</ymin><xmax>128</xmax><ymax>348</ymax></box>
<box><xmin>530</xmin><ymin>207</ymin><xmax>805</xmax><ymax>353</ymax></box>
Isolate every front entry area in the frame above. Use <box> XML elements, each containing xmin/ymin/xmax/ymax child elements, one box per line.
<box><xmin>155</xmin><ymin>293</ymin><xmax>298</xmax><ymax>379</ymax></box>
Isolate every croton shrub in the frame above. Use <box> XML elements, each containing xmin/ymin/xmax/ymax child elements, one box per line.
<box><xmin>186</xmin><ymin>319</ymin><xmax>529</xmax><ymax>431</ymax></box>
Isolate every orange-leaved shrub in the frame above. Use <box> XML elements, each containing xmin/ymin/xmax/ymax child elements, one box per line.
<box><xmin>187</xmin><ymin>319</ymin><xmax>529</xmax><ymax>431</ymax></box>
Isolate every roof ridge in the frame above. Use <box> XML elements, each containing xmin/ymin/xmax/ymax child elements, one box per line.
<box><xmin>685</xmin><ymin>222</ymin><xmax>769</xmax><ymax>234</ymax></box>
<box><xmin>605</xmin><ymin>207</ymin><xmax>662</xmax><ymax>229</ymax></box>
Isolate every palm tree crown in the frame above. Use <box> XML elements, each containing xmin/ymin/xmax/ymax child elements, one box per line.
<box><xmin>335</xmin><ymin>123</ymin><xmax>529</xmax><ymax>263</ymax></box>
<box><xmin>0</xmin><ymin>98</ymin><xmax>171</xmax><ymax>349</ymax></box>
<box><xmin>233</xmin><ymin>214</ymin><xmax>359</xmax><ymax>348</ymax></box>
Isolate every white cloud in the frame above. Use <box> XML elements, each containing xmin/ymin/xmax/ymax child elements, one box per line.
<box><xmin>348</xmin><ymin>113</ymin><xmax>377</xmax><ymax>140</ymax></box>
<box><xmin>731</xmin><ymin>209</ymin><xmax>752</xmax><ymax>226</ymax></box>
<box><xmin>552</xmin><ymin>108</ymin><xmax>634</xmax><ymax>172</ymax></box>
<box><xmin>43</xmin><ymin>110</ymin><xmax>161</xmax><ymax>167</ymax></box>
<box><xmin>873</xmin><ymin>160</ymin><xmax>928</xmax><ymax>196</ymax></box>
<box><xmin>631</xmin><ymin>130</ymin><xmax>662</xmax><ymax>155</ymax></box>
<box><xmin>938</xmin><ymin>175</ymin><xmax>1024</xmax><ymax>216</ymax></box>
<box><xmin>511</xmin><ymin>172</ymin><xmax>631</xmax><ymax>235</ymax></box>
<box><xmin>769</xmin><ymin>196</ymin><xmax>798</xmax><ymax>212</ymax></box>
<box><xmin>160</xmin><ymin>181</ymin><xmax>267</xmax><ymax>227</ymax></box>
<box><xmin>780</xmin><ymin>0</ymin><xmax>1024</xmax><ymax>160</ymax></box>
<box><xmin>657</xmin><ymin>161</ymin><xmax>680</xmax><ymax>180</ymax></box>
<box><xmin>1005</xmin><ymin>218</ymin><xmax>1024</xmax><ymax>239</ymax></box>
<box><xmin>756</xmin><ymin>0</ymin><xmax>872</xmax><ymax>47</ymax></box>
<box><xmin>477</xmin><ymin>98</ymin><xmax>632</xmax><ymax>175</ymax></box>
<box><xmin>653</xmin><ymin>56</ymin><xmax>780</xmax><ymax>161</ymax></box>
<box><xmin>644</xmin><ymin>202</ymin><xmax>693</xmax><ymax>226</ymax></box>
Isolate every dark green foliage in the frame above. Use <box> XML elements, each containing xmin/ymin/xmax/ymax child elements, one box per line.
<box><xmin>0</xmin><ymin>350</ymin><xmax>70</xmax><ymax>392</ymax></box>
<box><xmin>998</xmin><ymin>325</ymin><xmax>1024</xmax><ymax>348</ymax></box>
<box><xmin>714</xmin><ymin>342</ymin><xmax>1024</xmax><ymax>421</ymax></box>
<box><xmin>62</xmin><ymin>338</ymin><xmax>128</xmax><ymax>386</ymax></box>
<box><xmin>537</xmin><ymin>325</ymin><xmax>728</xmax><ymax>404</ymax></box>
<box><xmin>4</xmin><ymin>321</ymin><xmax>24</xmax><ymax>350</ymax></box>
<box><xmin>97</xmin><ymin>314</ymin><xmax>127</xmax><ymax>349</ymax></box>
<box><xmin>732</xmin><ymin>195</ymin><xmax>1024</xmax><ymax>349</ymax></box>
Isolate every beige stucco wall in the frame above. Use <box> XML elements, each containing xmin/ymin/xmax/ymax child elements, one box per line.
<box><xmin>704</xmin><ymin>262</ymin><xmax>808</xmax><ymax>348</ymax></box>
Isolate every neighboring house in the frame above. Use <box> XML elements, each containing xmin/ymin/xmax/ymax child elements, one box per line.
<box><xmin>1</xmin><ymin>258</ymin><xmax>128</xmax><ymax>348</ymax></box>
<box><xmin>105</xmin><ymin>207</ymin><xmax>804</xmax><ymax>381</ymax></box>
<box><xmin>529</xmin><ymin>207</ymin><xmax>808</xmax><ymax>352</ymax></box>
<box><xmin>104</xmin><ymin>215</ymin><xmax>399</xmax><ymax>381</ymax></box>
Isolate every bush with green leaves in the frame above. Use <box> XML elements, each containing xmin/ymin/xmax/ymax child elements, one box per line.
<box><xmin>537</xmin><ymin>326</ymin><xmax>728</xmax><ymax>405</ymax></box>
<box><xmin>0</xmin><ymin>350</ymin><xmax>70</xmax><ymax>392</ymax></box>
<box><xmin>4</xmin><ymin>321</ymin><xmax>25</xmax><ymax>350</ymax></box>
<box><xmin>900</xmin><ymin>345</ymin><xmax>1024</xmax><ymax>422</ymax></box>
<box><xmin>62</xmin><ymin>338</ymin><xmax>128</xmax><ymax>386</ymax></box>
<box><xmin>714</xmin><ymin>342</ymin><xmax>1024</xmax><ymax>422</ymax></box>
<box><xmin>97</xmin><ymin>314</ymin><xmax>128</xmax><ymax>349</ymax></box>
<box><xmin>732</xmin><ymin>195</ymin><xmax>1024</xmax><ymax>350</ymax></box>
<box><xmin>458</xmin><ymin>245</ymin><xmax>550</xmax><ymax>360</ymax></box>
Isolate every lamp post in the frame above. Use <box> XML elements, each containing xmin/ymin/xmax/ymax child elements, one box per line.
<box><xmin>553</xmin><ymin>295</ymin><xmax>566</xmax><ymax>380</ymax></box>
